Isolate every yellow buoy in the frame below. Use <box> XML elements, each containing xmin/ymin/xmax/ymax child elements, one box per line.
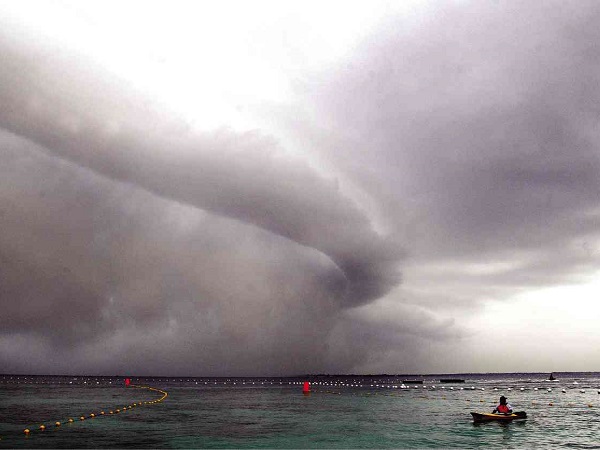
<box><xmin>588</xmin><ymin>404</ymin><xmax>593</xmax><ymax>408</ymax></box>
<box><xmin>90</xmin><ymin>414</ymin><xmax>95</xmax><ymax>418</ymax></box>
<box><xmin>100</xmin><ymin>411</ymin><xmax>105</xmax><ymax>415</ymax></box>
<box><xmin>39</xmin><ymin>425</ymin><xmax>46</xmax><ymax>430</ymax></box>
<box><xmin>80</xmin><ymin>416</ymin><xmax>85</xmax><ymax>421</ymax></box>
<box><xmin>549</xmin><ymin>403</ymin><xmax>553</xmax><ymax>406</ymax></box>
<box><xmin>24</xmin><ymin>429</ymin><xmax>30</xmax><ymax>434</ymax></box>
<box><xmin>55</xmin><ymin>422</ymin><xmax>61</xmax><ymax>427</ymax></box>
<box><xmin>68</xmin><ymin>418</ymin><xmax>74</xmax><ymax>423</ymax></box>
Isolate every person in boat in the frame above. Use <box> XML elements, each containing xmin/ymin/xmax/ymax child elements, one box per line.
<box><xmin>492</xmin><ymin>396</ymin><xmax>513</xmax><ymax>414</ymax></box>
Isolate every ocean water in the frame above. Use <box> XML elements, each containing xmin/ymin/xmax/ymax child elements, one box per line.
<box><xmin>1</xmin><ymin>373</ymin><xmax>599</xmax><ymax>448</ymax></box>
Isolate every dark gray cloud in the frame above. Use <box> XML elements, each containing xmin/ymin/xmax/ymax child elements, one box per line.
<box><xmin>289</xmin><ymin>0</ymin><xmax>600</xmax><ymax>277</ymax></box>
<box><xmin>0</xmin><ymin>27</ymin><xmax>401</xmax><ymax>309</ymax></box>
<box><xmin>324</xmin><ymin>298</ymin><xmax>465</xmax><ymax>374</ymax></box>
<box><xmin>2</xmin><ymin>1</ymin><xmax>600</xmax><ymax>375</ymax></box>
<box><xmin>265</xmin><ymin>0</ymin><xmax>600</xmax><ymax>371</ymax></box>
<box><xmin>0</xmin><ymin>130</ymin><xmax>348</xmax><ymax>374</ymax></box>
<box><xmin>0</xmin><ymin>15</ymin><xmax>399</xmax><ymax>374</ymax></box>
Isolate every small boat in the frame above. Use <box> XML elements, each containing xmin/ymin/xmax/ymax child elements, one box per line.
<box><xmin>471</xmin><ymin>411</ymin><xmax>527</xmax><ymax>423</ymax></box>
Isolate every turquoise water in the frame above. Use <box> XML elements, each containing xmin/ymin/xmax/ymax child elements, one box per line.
<box><xmin>1</xmin><ymin>373</ymin><xmax>599</xmax><ymax>448</ymax></box>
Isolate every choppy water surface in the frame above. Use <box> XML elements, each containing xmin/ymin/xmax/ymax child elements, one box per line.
<box><xmin>1</xmin><ymin>373</ymin><xmax>599</xmax><ymax>448</ymax></box>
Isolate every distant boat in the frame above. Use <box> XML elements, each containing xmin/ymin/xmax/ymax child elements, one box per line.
<box><xmin>548</xmin><ymin>373</ymin><xmax>556</xmax><ymax>381</ymax></box>
<box><xmin>440</xmin><ymin>379</ymin><xmax>465</xmax><ymax>383</ymax></box>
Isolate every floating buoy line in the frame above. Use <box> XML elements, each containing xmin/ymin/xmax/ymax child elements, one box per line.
<box><xmin>2</xmin><ymin>374</ymin><xmax>599</xmax><ymax>441</ymax></box>
<box><xmin>5</xmin><ymin>383</ymin><xmax>167</xmax><ymax>441</ymax></box>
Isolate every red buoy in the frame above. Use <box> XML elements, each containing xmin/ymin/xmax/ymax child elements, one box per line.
<box><xmin>125</xmin><ymin>378</ymin><xmax>131</xmax><ymax>387</ymax></box>
<box><xmin>303</xmin><ymin>381</ymin><xmax>311</xmax><ymax>395</ymax></box>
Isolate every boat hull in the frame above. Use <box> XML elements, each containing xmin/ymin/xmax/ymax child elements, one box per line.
<box><xmin>471</xmin><ymin>412</ymin><xmax>527</xmax><ymax>423</ymax></box>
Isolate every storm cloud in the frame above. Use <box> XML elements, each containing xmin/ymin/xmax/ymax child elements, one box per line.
<box><xmin>1</xmin><ymin>1</ymin><xmax>600</xmax><ymax>374</ymax></box>
<box><xmin>309</xmin><ymin>1</ymin><xmax>600</xmax><ymax>262</ymax></box>
<box><xmin>0</xmin><ymin>129</ymin><xmax>351</xmax><ymax>374</ymax></box>
<box><xmin>0</xmin><ymin>26</ymin><xmax>401</xmax><ymax>307</ymax></box>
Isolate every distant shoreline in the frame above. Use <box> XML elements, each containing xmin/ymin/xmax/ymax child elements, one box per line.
<box><xmin>2</xmin><ymin>371</ymin><xmax>599</xmax><ymax>379</ymax></box>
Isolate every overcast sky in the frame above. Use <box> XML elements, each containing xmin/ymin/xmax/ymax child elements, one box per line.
<box><xmin>1</xmin><ymin>0</ymin><xmax>599</xmax><ymax>376</ymax></box>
